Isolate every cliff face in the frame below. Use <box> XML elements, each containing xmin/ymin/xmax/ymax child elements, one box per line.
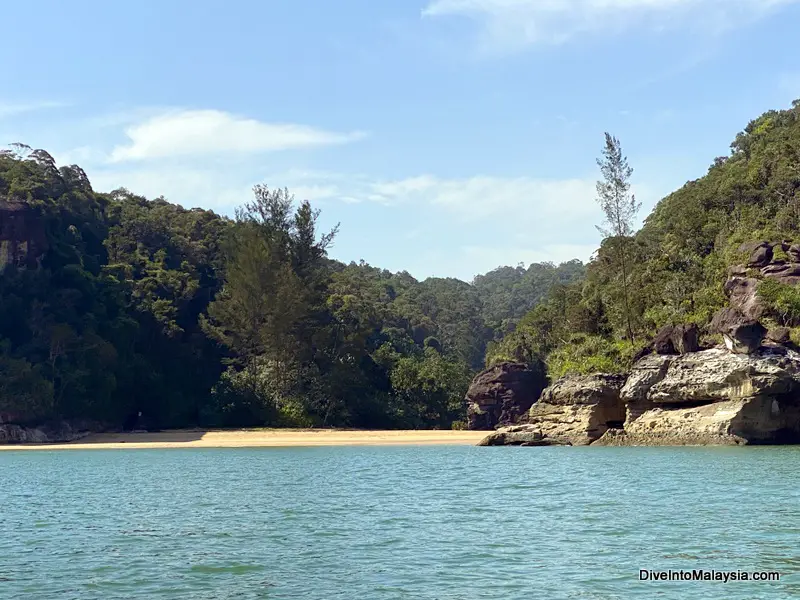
<box><xmin>0</xmin><ymin>200</ymin><xmax>47</xmax><ymax>271</ymax></box>
<box><xmin>465</xmin><ymin>361</ymin><xmax>547</xmax><ymax>430</ymax></box>
<box><xmin>479</xmin><ymin>346</ymin><xmax>800</xmax><ymax>447</ymax></box>
<box><xmin>593</xmin><ymin>347</ymin><xmax>800</xmax><ymax>446</ymax></box>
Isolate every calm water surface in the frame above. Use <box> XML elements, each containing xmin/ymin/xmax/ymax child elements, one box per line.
<box><xmin>1</xmin><ymin>445</ymin><xmax>799</xmax><ymax>599</ymax></box>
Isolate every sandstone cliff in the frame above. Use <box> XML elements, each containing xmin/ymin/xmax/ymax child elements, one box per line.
<box><xmin>465</xmin><ymin>361</ymin><xmax>547</xmax><ymax>430</ymax></box>
<box><xmin>478</xmin><ymin>373</ymin><xmax>625</xmax><ymax>446</ymax></box>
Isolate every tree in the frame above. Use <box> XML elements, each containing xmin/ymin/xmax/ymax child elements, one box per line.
<box><xmin>595</xmin><ymin>133</ymin><xmax>640</xmax><ymax>343</ymax></box>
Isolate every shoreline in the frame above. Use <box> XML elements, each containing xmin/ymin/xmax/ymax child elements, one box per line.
<box><xmin>0</xmin><ymin>428</ymin><xmax>486</xmax><ymax>450</ymax></box>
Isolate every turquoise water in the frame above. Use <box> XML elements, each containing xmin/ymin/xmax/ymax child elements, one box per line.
<box><xmin>1</xmin><ymin>446</ymin><xmax>799</xmax><ymax>600</ymax></box>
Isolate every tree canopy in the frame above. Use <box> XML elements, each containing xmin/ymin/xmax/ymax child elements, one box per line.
<box><xmin>0</xmin><ymin>147</ymin><xmax>578</xmax><ymax>429</ymax></box>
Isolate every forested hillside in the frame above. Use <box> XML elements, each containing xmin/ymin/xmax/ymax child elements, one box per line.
<box><xmin>493</xmin><ymin>99</ymin><xmax>800</xmax><ymax>377</ymax></box>
<box><xmin>0</xmin><ymin>145</ymin><xmax>579</xmax><ymax>430</ymax></box>
<box><xmin>3</xmin><ymin>99</ymin><xmax>797</xmax><ymax>430</ymax></box>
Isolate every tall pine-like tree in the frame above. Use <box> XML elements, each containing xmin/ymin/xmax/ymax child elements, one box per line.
<box><xmin>595</xmin><ymin>133</ymin><xmax>640</xmax><ymax>343</ymax></box>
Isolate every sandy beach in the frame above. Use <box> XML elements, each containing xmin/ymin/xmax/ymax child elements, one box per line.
<box><xmin>0</xmin><ymin>429</ymin><xmax>486</xmax><ymax>450</ymax></box>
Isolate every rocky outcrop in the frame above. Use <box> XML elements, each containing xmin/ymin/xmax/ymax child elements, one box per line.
<box><xmin>476</xmin><ymin>424</ymin><xmax>571</xmax><ymax>446</ymax></box>
<box><xmin>0</xmin><ymin>199</ymin><xmax>47</xmax><ymax>271</ymax></box>
<box><xmin>479</xmin><ymin>345</ymin><xmax>800</xmax><ymax>447</ymax></box>
<box><xmin>745</xmin><ymin>241</ymin><xmax>773</xmax><ymax>268</ymax></box>
<box><xmin>593</xmin><ymin>347</ymin><xmax>800</xmax><ymax>446</ymax></box>
<box><xmin>0</xmin><ymin>421</ymin><xmax>95</xmax><ymax>444</ymax></box>
<box><xmin>477</xmin><ymin>373</ymin><xmax>625</xmax><ymax>446</ymax></box>
<box><xmin>596</xmin><ymin>396</ymin><xmax>800</xmax><ymax>446</ymax></box>
<box><xmin>652</xmin><ymin>323</ymin><xmax>700</xmax><ymax>355</ymax></box>
<box><xmin>724</xmin><ymin>274</ymin><xmax>764</xmax><ymax>320</ymax></box>
<box><xmin>710</xmin><ymin>307</ymin><xmax>766</xmax><ymax>354</ymax></box>
<box><xmin>466</xmin><ymin>361</ymin><xmax>547</xmax><ymax>430</ymax></box>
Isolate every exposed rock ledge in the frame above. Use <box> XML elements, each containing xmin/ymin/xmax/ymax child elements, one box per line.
<box><xmin>603</xmin><ymin>347</ymin><xmax>800</xmax><ymax>445</ymax></box>
<box><xmin>0</xmin><ymin>421</ymin><xmax>96</xmax><ymax>444</ymax></box>
<box><xmin>479</xmin><ymin>346</ymin><xmax>800</xmax><ymax>447</ymax></box>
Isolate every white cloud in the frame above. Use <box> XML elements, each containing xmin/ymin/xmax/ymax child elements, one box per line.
<box><xmin>0</xmin><ymin>100</ymin><xmax>66</xmax><ymax>119</ymax></box>
<box><xmin>367</xmin><ymin>174</ymin><xmax>600</xmax><ymax>222</ymax></box>
<box><xmin>109</xmin><ymin>109</ymin><xmax>367</xmax><ymax>162</ymax></box>
<box><xmin>422</xmin><ymin>0</ymin><xmax>798</xmax><ymax>50</ymax></box>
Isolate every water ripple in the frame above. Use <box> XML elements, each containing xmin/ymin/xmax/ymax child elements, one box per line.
<box><xmin>0</xmin><ymin>446</ymin><xmax>798</xmax><ymax>599</ymax></box>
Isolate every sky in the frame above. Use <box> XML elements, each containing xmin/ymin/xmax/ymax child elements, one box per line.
<box><xmin>1</xmin><ymin>0</ymin><xmax>799</xmax><ymax>282</ymax></box>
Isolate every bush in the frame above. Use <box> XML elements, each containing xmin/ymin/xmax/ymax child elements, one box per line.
<box><xmin>546</xmin><ymin>334</ymin><xmax>636</xmax><ymax>379</ymax></box>
<box><xmin>758</xmin><ymin>279</ymin><xmax>800</xmax><ymax>326</ymax></box>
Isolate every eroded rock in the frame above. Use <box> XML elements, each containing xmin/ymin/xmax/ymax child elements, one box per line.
<box><xmin>652</xmin><ymin>324</ymin><xmax>700</xmax><ymax>355</ymax></box>
<box><xmin>710</xmin><ymin>307</ymin><xmax>765</xmax><ymax>354</ymax></box>
<box><xmin>477</xmin><ymin>425</ymin><xmax>571</xmax><ymax>446</ymax></box>
<box><xmin>746</xmin><ymin>242</ymin><xmax>773</xmax><ymax>268</ymax></box>
<box><xmin>465</xmin><ymin>361</ymin><xmax>547</xmax><ymax>430</ymax></box>
<box><xmin>606</xmin><ymin>347</ymin><xmax>800</xmax><ymax>445</ymax></box>
<box><xmin>724</xmin><ymin>275</ymin><xmax>764</xmax><ymax>320</ymax></box>
<box><xmin>595</xmin><ymin>396</ymin><xmax>800</xmax><ymax>446</ymax></box>
<box><xmin>527</xmin><ymin>374</ymin><xmax>626</xmax><ymax>445</ymax></box>
<box><xmin>767</xmin><ymin>327</ymin><xmax>792</xmax><ymax>345</ymax></box>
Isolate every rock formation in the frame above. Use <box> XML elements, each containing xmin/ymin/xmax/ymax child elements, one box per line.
<box><xmin>0</xmin><ymin>199</ymin><xmax>47</xmax><ymax>271</ymax></box>
<box><xmin>477</xmin><ymin>239</ymin><xmax>800</xmax><ymax>447</ymax></box>
<box><xmin>0</xmin><ymin>420</ymin><xmax>95</xmax><ymax>444</ymax></box>
<box><xmin>595</xmin><ymin>347</ymin><xmax>800</xmax><ymax>446</ymax></box>
<box><xmin>710</xmin><ymin>307</ymin><xmax>766</xmax><ymax>354</ymax></box>
<box><xmin>745</xmin><ymin>241</ymin><xmax>773</xmax><ymax>268</ymax></box>
<box><xmin>477</xmin><ymin>374</ymin><xmax>625</xmax><ymax>446</ymax></box>
<box><xmin>652</xmin><ymin>323</ymin><xmax>700</xmax><ymax>355</ymax></box>
<box><xmin>465</xmin><ymin>361</ymin><xmax>547</xmax><ymax>430</ymax></box>
<box><xmin>724</xmin><ymin>273</ymin><xmax>764</xmax><ymax>320</ymax></box>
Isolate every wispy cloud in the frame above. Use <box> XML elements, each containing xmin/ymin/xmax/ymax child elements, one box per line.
<box><xmin>109</xmin><ymin>109</ymin><xmax>368</xmax><ymax>162</ymax></box>
<box><xmin>0</xmin><ymin>100</ymin><xmax>66</xmax><ymax>119</ymax></box>
<box><xmin>422</xmin><ymin>0</ymin><xmax>799</xmax><ymax>52</ymax></box>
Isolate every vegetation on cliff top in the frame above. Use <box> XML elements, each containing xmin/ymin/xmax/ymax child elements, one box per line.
<box><xmin>493</xmin><ymin>99</ymin><xmax>800</xmax><ymax>378</ymax></box>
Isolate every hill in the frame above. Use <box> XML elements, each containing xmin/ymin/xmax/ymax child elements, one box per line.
<box><xmin>0</xmin><ymin>145</ymin><xmax>576</xmax><ymax>430</ymax></box>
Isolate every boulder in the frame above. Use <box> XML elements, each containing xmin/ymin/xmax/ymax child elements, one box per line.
<box><xmin>710</xmin><ymin>307</ymin><xmax>765</xmax><ymax>354</ymax></box>
<box><xmin>601</xmin><ymin>347</ymin><xmax>800</xmax><ymax>445</ymax></box>
<box><xmin>652</xmin><ymin>324</ymin><xmax>700</xmax><ymax>355</ymax></box>
<box><xmin>767</xmin><ymin>327</ymin><xmax>792</xmax><ymax>345</ymax></box>
<box><xmin>788</xmin><ymin>244</ymin><xmax>800</xmax><ymax>263</ymax></box>
<box><xmin>746</xmin><ymin>242</ymin><xmax>773</xmax><ymax>268</ymax></box>
<box><xmin>761</xmin><ymin>262</ymin><xmax>800</xmax><ymax>286</ymax></box>
<box><xmin>723</xmin><ymin>275</ymin><xmax>764</xmax><ymax>320</ymax></box>
<box><xmin>465</xmin><ymin>361</ymin><xmax>547</xmax><ymax>430</ymax></box>
<box><xmin>738</xmin><ymin>241</ymin><xmax>768</xmax><ymax>255</ymax></box>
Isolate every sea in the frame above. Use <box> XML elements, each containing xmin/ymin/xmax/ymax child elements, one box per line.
<box><xmin>1</xmin><ymin>445</ymin><xmax>798</xmax><ymax>599</ymax></box>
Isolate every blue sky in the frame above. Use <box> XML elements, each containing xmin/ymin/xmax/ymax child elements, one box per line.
<box><xmin>1</xmin><ymin>0</ymin><xmax>799</xmax><ymax>282</ymax></box>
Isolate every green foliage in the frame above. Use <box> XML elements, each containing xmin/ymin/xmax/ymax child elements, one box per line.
<box><xmin>546</xmin><ymin>335</ymin><xmax>636</xmax><ymax>380</ymax></box>
<box><xmin>9</xmin><ymin>98</ymin><xmax>798</xmax><ymax>428</ymax></box>
<box><xmin>491</xmin><ymin>100</ymin><xmax>800</xmax><ymax>378</ymax></box>
<box><xmin>472</xmin><ymin>260</ymin><xmax>585</xmax><ymax>338</ymax></box>
<box><xmin>389</xmin><ymin>347</ymin><xmax>473</xmax><ymax>429</ymax></box>
<box><xmin>758</xmin><ymin>279</ymin><xmax>800</xmax><ymax>326</ymax></box>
